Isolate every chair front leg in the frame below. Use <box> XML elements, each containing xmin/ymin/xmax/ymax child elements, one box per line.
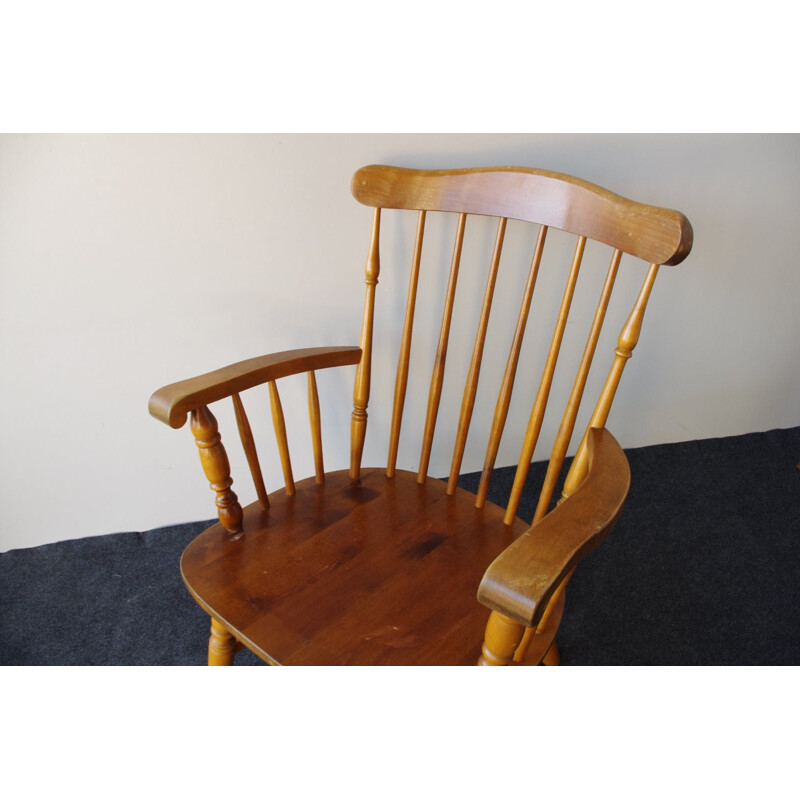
<box><xmin>208</xmin><ymin>617</ymin><xmax>237</xmax><ymax>666</ymax></box>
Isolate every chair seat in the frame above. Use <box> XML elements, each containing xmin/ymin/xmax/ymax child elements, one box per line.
<box><xmin>181</xmin><ymin>469</ymin><xmax>537</xmax><ymax>665</ymax></box>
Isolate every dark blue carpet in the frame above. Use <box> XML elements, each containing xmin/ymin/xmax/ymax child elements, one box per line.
<box><xmin>2</xmin><ymin>426</ymin><xmax>798</xmax><ymax>665</ymax></box>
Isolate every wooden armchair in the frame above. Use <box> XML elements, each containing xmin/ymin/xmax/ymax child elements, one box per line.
<box><xmin>149</xmin><ymin>165</ymin><xmax>693</xmax><ymax>666</ymax></box>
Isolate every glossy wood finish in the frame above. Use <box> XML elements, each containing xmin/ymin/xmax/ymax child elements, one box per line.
<box><xmin>307</xmin><ymin>371</ymin><xmax>325</xmax><ymax>484</ymax></box>
<box><xmin>233</xmin><ymin>392</ymin><xmax>269</xmax><ymax>509</ymax></box>
<box><xmin>562</xmin><ymin>262</ymin><xmax>661</xmax><ymax>501</ymax></box>
<box><xmin>181</xmin><ymin>469</ymin><xmax>530</xmax><ymax>665</ymax></box>
<box><xmin>418</xmin><ymin>212</ymin><xmax>466</xmax><ymax>482</ymax></box>
<box><xmin>269</xmin><ymin>380</ymin><xmax>295</xmax><ymax>496</ymax></box>
<box><xmin>352</xmin><ymin>165</ymin><xmax>693</xmax><ymax>266</ymax></box>
<box><xmin>151</xmin><ymin>164</ymin><xmax>693</xmax><ymax>666</ymax></box>
<box><xmin>180</xmin><ymin>428</ymin><xmax>624</xmax><ymax>666</ymax></box>
<box><xmin>350</xmin><ymin>209</ymin><xmax>381</xmax><ymax>479</ymax></box>
<box><xmin>533</xmin><ymin>249</ymin><xmax>621</xmax><ymax>523</ymax></box>
<box><xmin>447</xmin><ymin>217</ymin><xmax>506</xmax><ymax>494</ymax></box>
<box><xmin>189</xmin><ymin>405</ymin><xmax>243</xmax><ymax>536</ymax></box>
<box><xmin>515</xmin><ymin>593</ymin><xmax>565</xmax><ymax>665</ymax></box>
<box><xmin>503</xmin><ymin>235</ymin><xmax>585</xmax><ymax>525</ymax></box>
<box><xmin>387</xmin><ymin>210</ymin><xmax>425</xmax><ymax>478</ymax></box>
<box><xmin>478</xmin><ymin>611</ymin><xmax>525</xmax><ymax>666</ymax></box>
<box><xmin>476</xmin><ymin>224</ymin><xmax>547</xmax><ymax>508</ymax></box>
<box><xmin>208</xmin><ymin>617</ymin><xmax>237</xmax><ymax>666</ymax></box>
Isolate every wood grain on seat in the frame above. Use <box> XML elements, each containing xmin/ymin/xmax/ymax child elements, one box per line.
<box><xmin>181</xmin><ymin>470</ymin><xmax>529</xmax><ymax>666</ymax></box>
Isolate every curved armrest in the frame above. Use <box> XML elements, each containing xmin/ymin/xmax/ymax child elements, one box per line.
<box><xmin>477</xmin><ymin>428</ymin><xmax>630</xmax><ymax>627</ymax></box>
<box><xmin>149</xmin><ymin>345</ymin><xmax>362</xmax><ymax>429</ymax></box>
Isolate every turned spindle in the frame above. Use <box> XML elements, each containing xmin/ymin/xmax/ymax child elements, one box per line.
<box><xmin>503</xmin><ymin>236</ymin><xmax>586</xmax><ymax>525</ymax></box>
<box><xmin>190</xmin><ymin>405</ymin><xmax>243</xmax><ymax>536</ymax></box>
<box><xmin>307</xmin><ymin>371</ymin><xmax>325</xmax><ymax>484</ymax></box>
<box><xmin>478</xmin><ymin>610</ymin><xmax>525</xmax><ymax>666</ymax></box>
<box><xmin>418</xmin><ymin>212</ymin><xmax>467</xmax><ymax>482</ymax></box>
<box><xmin>351</xmin><ymin>208</ymin><xmax>381</xmax><ymax>479</ymax></box>
<box><xmin>562</xmin><ymin>262</ymin><xmax>660</xmax><ymax>500</ymax></box>
<box><xmin>232</xmin><ymin>392</ymin><xmax>269</xmax><ymax>509</ymax></box>
<box><xmin>476</xmin><ymin>224</ymin><xmax>547</xmax><ymax>508</ymax></box>
<box><xmin>447</xmin><ymin>217</ymin><xmax>506</xmax><ymax>494</ymax></box>
<box><xmin>387</xmin><ymin>210</ymin><xmax>425</xmax><ymax>478</ymax></box>
<box><xmin>208</xmin><ymin>617</ymin><xmax>237</xmax><ymax>666</ymax></box>
<box><xmin>268</xmin><ymin>380</ymin><xmax>295</xmax><ymax>494</ymax></box>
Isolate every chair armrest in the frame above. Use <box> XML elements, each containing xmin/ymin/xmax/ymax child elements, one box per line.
<box><xmin>477</xmin><ymin>428</ymin><xmax>631</xmax><ymax>627</ymax></box>
<box><xmin>148</xmin><ymin>345</ymin><xmax>362</xmax><ymax>428</ymax></box>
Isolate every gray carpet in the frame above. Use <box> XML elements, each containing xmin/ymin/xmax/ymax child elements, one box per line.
<box><xmin>2</xmin><ymin>426</ymin><xmax>799</xmax><ymax>665</ymax></box>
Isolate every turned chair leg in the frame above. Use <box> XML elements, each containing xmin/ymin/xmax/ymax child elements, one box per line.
<box><xmin>478</xmin><ymin>611</ymin><xmax>525</xmax><ymax>666</ymax></box>
<box><xmin>208</xmin><ymin>617</ymin><xmax>237</xmax><ymax>666</ymax></box>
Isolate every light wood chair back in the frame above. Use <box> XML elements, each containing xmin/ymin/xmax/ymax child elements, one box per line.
<box><xmin>348</xmin><ymin>165</ymin><xmax>692</xmax><ymax>525</ymax></box>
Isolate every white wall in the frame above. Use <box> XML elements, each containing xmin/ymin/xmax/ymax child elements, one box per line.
<box><xmin>1</xmin><ymin>133</ymin><xmax>798</xmax><ymax>552</ymax></box>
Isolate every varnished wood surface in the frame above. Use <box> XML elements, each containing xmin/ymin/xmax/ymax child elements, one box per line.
<box><xmin>350</xmin><ymin>209</ymin><xmax>381</xmax><ymax>479</ymax></box>
<box><xmin>232</xmin><ymin>392</ymin><xmax>269</xmax><ymax>509</ymax></box>
<box><xmin>477</xmin><ymin>429</ymin><xmax>630</xmax><ymax>628</ymax></box>
<box><xmin>268</xmin><ymin>380</ymin><xmax>295</xmax><ymax>495</ymax></box>
<box><xmin>153</xmin><ymin>164</ymin><xmax>694</xmax><ymax>665</ymax></box>
<box><xmin>190</xmin><ymin>405</ymin><xmax>243</xmax><ymax>536</ymax></box>
<box><xmin>503</xmin><ymin>236</ymin><xmax>585</xmax><ymax>525</ymax></box>
<box><xmin>447</xmin><ymin>217</ymin><xmax>506</xmax><ymax>493</ymax></box>
<box><xmin>181</xmin><ymin>468</ymin><xmax>531</xmax><ymax>666</ymax></box>
<box><xmin>417</xmin><ymin>212</ymin><xmax>466</xmax><ymax>481</ymax></box>
<box><xmin>307</xmin><ymin>371</ymin><xmax>325</xmax><ymax>483</ymax></box>
<box><xmin>562</xmin><ymin>262</ymin><xmax>660</xmax><ymax>501</ymax></box>
<box><xmin>387</xmin><ymin>210</ymin><xmax>425</xmax><ymax>477</ymax></box>
<box><xmin>149</xmin><ymin>346</ymin><xmax>361</xmax><ymax>429</ymax></box>
<box><xmin>476</xmin><ymin>224</ymin><xmax>547</xmax><ymax>508</ymax></box>
<box><xmin>533</xmin><ymin>250</ymin><xmax>621</xmax><ymax>522</ymax></box>
<box><xmin>352</xmin><ymin>165</ymin><xmax>693</xmax><ymax>266</ymax></box>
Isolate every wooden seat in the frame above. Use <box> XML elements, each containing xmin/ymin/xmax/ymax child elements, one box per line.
<box><xmin>149</xmin><ymin>165</ymin><xmax>693</xmax><ymax>666</ymax></box>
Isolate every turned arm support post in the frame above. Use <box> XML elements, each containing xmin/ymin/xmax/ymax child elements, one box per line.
<box><xmin>477</xmin><ymin>428</ymin><xmax>630</xmax><ymax>629</ymax></box>
<box><xmin>190</xmin><ymin>405</ymin><xmax>243</xmax><ymax>536</ymax></box>
<box><xmin>351</xmin><ymin>208</ymin><xmax>381</xmax><ymax>479</ymax></box>
<box><xmin>149</xmin><ymin>345</ymin><xmax>362</xmax><ymax>533</ymax></box>
<box><xmin>478</xmin><ymin>611</ymin><xmax>526</xmax><ymax>666</ymax></box>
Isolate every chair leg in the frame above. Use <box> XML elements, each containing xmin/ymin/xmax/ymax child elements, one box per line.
<box><xmin>208</xmin><ymin>617</ymin><xmax>237</xmax><ymax>666</ymax></box>
<box><xmin>478</xmin><ymin>611</ymin><xmax>525</xmax><ymax>666</ymax></box>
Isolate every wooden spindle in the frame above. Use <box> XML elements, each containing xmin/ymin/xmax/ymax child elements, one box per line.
<box><xmin>350</xmin><ymin>208</ymin><xmax>381</xmax><ymax>480</ymax></box>
<box><xmin>190</xmin><ymin>405</ymin><xmax>243</xmax><ymax>536</ymax></box>
<box><xmin>531</xmin><ymin>249</ymin><xmax>622</xmax><ymax>523</ymax></box>
<box><xmin>447</xmin><ymin>217</ymin><xmax>507</xmax><ymax>494</ymax></box>
<box><xmin>503</xmin><ymin>236</ymin><xmax>586</xmax><ymax>525</ymax></box>
<box><xmin>387</xmin><ymin>210</ymin><xmax>426</xmax><ymax>478</ymax></box>
<box><xmin>232</xmin><ymin>392</ymin><xmax>269</xmax><ymax>509</ymax></box>
<box><xmin>307</xmin><ymin>371</ymin><xmax>324</xmax><ymax>484</ymax></box>
<box><xmin>268</xmin><ymin>380</ymin><xmax>295</xmax><ymax>495</ymax></box>
<box><xmin>476</xmin><ymin>224</ymin><xmax>548</xmax><ymax>508</ymax></box>
<box><xmin>478</xmin><ymin>610</ymin><xmax>525</xmax><ymax>666</ymax></box>
<box><xmin>208</xmin><ymin>617</ymin><xmax>237</xmax><ymax>666</ymax></box>
<box><xmin>418</xmin><ymin>212</ymin><xmax>467</xmax><ymax>482</ymax></box>
<box><xmin>561</xmin><ymin>262</ymin><xmax>660</xmax><ymax>500</ymax></box>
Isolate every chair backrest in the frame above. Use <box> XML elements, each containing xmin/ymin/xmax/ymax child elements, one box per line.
<box><xmin>348</xmin><ymin>165</ymin><xmax>693</xmax><ymax>525</ymax></box>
